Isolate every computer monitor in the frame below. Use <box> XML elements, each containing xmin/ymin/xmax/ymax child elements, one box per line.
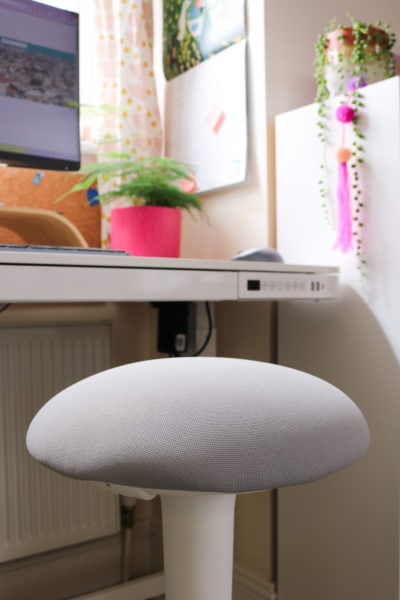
<box><xmin>0</xmin><ymin>0</ymin><xmax>80</xmax><ymax>171</ymax></box>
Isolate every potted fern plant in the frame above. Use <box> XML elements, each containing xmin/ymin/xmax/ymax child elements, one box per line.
<box><xmin>60</xmin><ymin>153</ymin><xmax>202</xmax><ymax>257</ymax></box>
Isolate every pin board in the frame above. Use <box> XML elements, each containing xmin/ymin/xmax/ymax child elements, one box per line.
<box><xmin>163</xmin><ymin>0</ymin><xmax>248</xmax><ymax>194</ymax></box>
<box><xmin>0</xmin><ymin>167</ymin><xmax>100</xmax><ymax>247</ymax></box>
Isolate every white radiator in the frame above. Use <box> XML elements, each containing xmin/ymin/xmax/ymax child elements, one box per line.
<box><xmin>0</xmin><ymin>324</ymin><xmax>121</xmax><ymax>563</ymax></box>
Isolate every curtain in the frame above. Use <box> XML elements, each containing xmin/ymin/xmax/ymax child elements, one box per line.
<box><xmin>93</xmin><ymin>0</ymin><xmax>162</xmax><ymax>247</ymax></box>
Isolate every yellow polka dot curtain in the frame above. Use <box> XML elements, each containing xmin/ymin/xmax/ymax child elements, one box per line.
<box><xmin>94</xmin><ymin>0</ymin><xmax>162</xmax><ymax>247</ymax></box>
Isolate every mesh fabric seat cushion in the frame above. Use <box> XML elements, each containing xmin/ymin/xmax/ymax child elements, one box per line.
<box><xmin>26</xmin><ymin>357</ymin><xmax>369</xmax><ymax>493</ymax></box>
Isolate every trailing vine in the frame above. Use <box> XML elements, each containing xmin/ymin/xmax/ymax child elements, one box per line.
<box><xmin>315</xmin><ymin>18</ymin><xmax>396</xmax><ymax>103</ymax></box>
<box><xmin>348</xmin><ymin>89</ymin><xmax>365</xmax><ymax>269</ymax></box>
<box><xmin>339</xmin><ymin>88</ymin><xmax>366</xmax><ymax>272</ymax></box>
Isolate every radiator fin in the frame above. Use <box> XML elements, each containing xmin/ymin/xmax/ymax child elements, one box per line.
<box><xmin>0</xmin><ymin>324</ymin><xmax>120</xmax><ymax>562</ymax></box>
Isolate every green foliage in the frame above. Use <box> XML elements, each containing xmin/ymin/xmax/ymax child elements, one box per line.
<box><xmin>314</xmin><ymin>18</ymin><xmax>396</xmax><ymax>102</ymax></box>
<box><xmin>59</xmin><ymin>154</ymin><xmax>202</xmax><ymax>214</ymax></box>
<box><xmin>348</xmin><ymin>90</ymin><xmax>365</xmax><ymax>268</ymax></box>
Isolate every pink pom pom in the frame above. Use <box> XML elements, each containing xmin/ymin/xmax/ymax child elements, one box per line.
<box><xmin>336</xmin><ymin>104</ymin><xmax>355</xmax><ymax>123</ymax></box>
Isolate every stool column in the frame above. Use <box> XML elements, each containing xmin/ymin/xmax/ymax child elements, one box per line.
<box><xmin>161</xmin><ymin>493</ymin><xmax>236</xmax><ymax>600</ymax></box>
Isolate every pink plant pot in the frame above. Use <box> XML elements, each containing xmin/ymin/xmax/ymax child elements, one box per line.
<box><xmin>110</xmin><ymin>205</ymin><xmax>181</xmax><ymax>257</ymax></box>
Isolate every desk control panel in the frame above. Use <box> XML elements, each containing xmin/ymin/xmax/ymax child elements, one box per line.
<box><xmin>238</xmin><ymin>272</ymin><xmax>338</xmax><ymax>300</ymax></box>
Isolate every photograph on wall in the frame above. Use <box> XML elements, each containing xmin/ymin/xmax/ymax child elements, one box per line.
<box><xmin>163</xmin><ymin>0</ymin><xmax>245</xmax><ymax>81</ymax></box>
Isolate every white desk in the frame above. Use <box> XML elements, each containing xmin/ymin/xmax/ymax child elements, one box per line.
<box><xmin>0</xmin><ymin>250</ymin><xmax>339</xmax><ymax>303</ymax></box>
<box><xmin>0</xmin><ymin>249</ymin><xmax>339</xmax><ymax>600</ymax></box>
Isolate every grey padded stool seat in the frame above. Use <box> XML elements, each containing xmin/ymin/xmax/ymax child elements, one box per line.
<box><xmin>26</xmin><ymin>357</ymin><xmax>370</xmax><ymax>600</ymax></box>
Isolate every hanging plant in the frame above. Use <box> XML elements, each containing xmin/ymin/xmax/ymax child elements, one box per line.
<box><xmin>314</xmin><ymin>18</ymin><xmax>396</xmax><ymax>275</ymax></box>
<box><xmin>315</xmin><ymin>18</ymin><xmax>396</xmax><ymax>103</ymax></box>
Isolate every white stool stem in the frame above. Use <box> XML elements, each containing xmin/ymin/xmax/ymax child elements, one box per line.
<box><xmin>161</xmin><ymin>493</ymin><xmax>236</xmax><ymax>600</ymax></box>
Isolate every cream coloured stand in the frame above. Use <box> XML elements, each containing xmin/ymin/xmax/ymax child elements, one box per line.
<box><xmin>0</xmin><ymin>205</ymin><xmax>88</xmax><ymax>247</ymax></box>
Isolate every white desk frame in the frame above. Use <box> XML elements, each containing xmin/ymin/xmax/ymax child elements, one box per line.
<box><xmin>0</xmin><ymin>251</ymin><xmax>339</xmax><ymax>303</ymax></box>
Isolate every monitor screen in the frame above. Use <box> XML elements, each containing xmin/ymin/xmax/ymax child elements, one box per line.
<box><xmin>0</xmin><ymin>0</ymin><xmax>80</xmax><ymax>171</ymax></box>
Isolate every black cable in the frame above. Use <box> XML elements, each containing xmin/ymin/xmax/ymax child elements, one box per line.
<box><xmin>0</xmin><ymin>303</ymin><xmax>10</xmax><ymax>315</ymax></box>
<box><xmin>191</xmin><ymin>301</ymin><xmax>213</xmax><ymax>356</ymax></box>
<box><xmin>165</xmin><ymin>301</ymin><xmax>213</xmax><ymax>358</ymax></box>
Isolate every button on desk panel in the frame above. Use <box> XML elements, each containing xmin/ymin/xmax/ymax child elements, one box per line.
<box><xmin>0</xmin><ymin>251</ymin><xmax>339</xmax><ymax>303</ymax></box>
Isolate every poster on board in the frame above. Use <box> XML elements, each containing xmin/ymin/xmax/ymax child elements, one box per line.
<box><xmin>163</xmin><ymin>0</ymin><xmax>246</xmax><ymax>80</ymax></box>
<box><xmin>163</xmin><ymin>0</ymin><xmax>248</xmax><ymax>193</ymax></box>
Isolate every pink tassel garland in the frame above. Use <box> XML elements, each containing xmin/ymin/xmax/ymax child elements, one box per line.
<box><xmin>334</xmin><ymin>99</ymin><xmax>356</xmax><ymax>253</ymax></box>
<box><xmin>334</xmin><ymin>161</ymin><xmax>353</xmax><ymax>252</ymax></box>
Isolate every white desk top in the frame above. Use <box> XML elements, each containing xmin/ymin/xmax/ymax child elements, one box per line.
<box><xmin>0</xmin><ymin>249</ymin><xmax>339</xmax><ymax>303</ymax></box>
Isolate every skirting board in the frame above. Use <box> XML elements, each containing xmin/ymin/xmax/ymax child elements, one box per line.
<box><xmin>73</xmin><ymin>572</ymin><xmax>164</xmax><ymax>600</ymax></box>
<box><xmin>233</xmin><ymin>565</ymin><xmax>277</xmax><ymax>600</ymax></box>
<box><xmin>72</xmin><ymin>566</ymin><xmax>276</xmax><ymax>600</ymax></box>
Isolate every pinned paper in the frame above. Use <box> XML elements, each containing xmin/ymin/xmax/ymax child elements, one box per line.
<box><xmin>32</xmin><ymin>171</ymin><xmax>44</xmax><ymax>185</ymax></box>
<box><xmin>205</xmin><ymin>103</ymin><xmax>225</xmax><ymax>133</ymax></box>
<box><xmin>87</xmin><ymin>188</ymin><xmax>99</xmax><ymax>206</ymax></box>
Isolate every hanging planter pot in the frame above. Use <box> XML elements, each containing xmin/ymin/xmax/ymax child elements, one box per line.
<box><xmin>315</xmin><ymin>21</ymin><xmax>396</xmax><ymax>101</ymax></box>
<box><xmin>110</xmin><ymin>205</ymin><xmax>181</xmax><ymax>257</ymax></box>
